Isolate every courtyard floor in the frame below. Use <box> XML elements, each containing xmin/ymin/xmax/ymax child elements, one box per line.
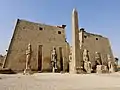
<box><xmin>0</xmin><ymin>72</ymin><xmax>120</xmax><ymax>90</ymax></box>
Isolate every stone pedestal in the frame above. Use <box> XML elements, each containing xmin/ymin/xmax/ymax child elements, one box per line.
<box><xmin>84</xmin><ymin>61</ymin><xmax>92</xmax><ymax>74</ymax></box>
<box><xmin>23</xmin><ymin>68</ymin><xmax>32</xmax><ymax>75</ymax></box>
<box><xmin>109</xmin><ymin>66</ymin><xmax>115</xmax><ymax>73</ymax></box>
<box><xmin>0</xmin><ymin>68</ymin><xmax>15</xmax><ymax>74</ymax></box>
<box><xmin>96</xmin><ymin>65</ymin><xmax>108</xmax><ymax>74</ymax></box>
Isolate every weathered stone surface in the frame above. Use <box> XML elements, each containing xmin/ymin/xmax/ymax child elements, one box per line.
<box><xmin>2</xmin><ymin>8</ymin><xmax>115</xmax><ymax>74</ymax></box>
<box><xmin>79</xmin><ymin>30</ymin><xmax>115</xmax><ymax>67</ymax></box>
<box><xmin>70</xmin><ymin>8</ymin><xmax>82</xmax><ymax>74</ymax></box>
<box><xmin>3</xmin><ymin>19</ymin><xmax>70</xmax><ymax>72</ymax></box>
<box><xmin>0</xmin><ymin>55</ymin><xmax>4</xmax><ymax>68</ymax></box>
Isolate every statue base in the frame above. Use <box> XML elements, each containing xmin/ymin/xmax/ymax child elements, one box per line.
<box><xmin>96</xmin><ymin>65</ymin><xmax>109</xmax><ymax>74</ymax></box>
<box><xmin>76</xmin><ymin>67</ymin><xmax>85</xmax><ymax>74</ymax></box>
<box><xmin>23</xmin><ymin>68</ymin><xmax>32</xmax><ymax>75</ymax></box>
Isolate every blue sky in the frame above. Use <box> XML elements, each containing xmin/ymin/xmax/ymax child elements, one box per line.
<box><xmin>0</xmin><ymin>0</ymin><xmax>120</xmax><ymax>59</ymax></box>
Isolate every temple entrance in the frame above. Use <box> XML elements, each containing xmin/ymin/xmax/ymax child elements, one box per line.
<box><xmin>59</xmin><ymin>47</ymin><xmax>63</xmax><ymax>71</ymax></box>
<box><xmin>38</xmin><ymin>45</ymin><xmax>43</xmax><ymax>71</ymax></box>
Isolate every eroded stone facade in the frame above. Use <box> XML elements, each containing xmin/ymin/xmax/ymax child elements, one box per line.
<box><xmin>0</xmin><ymin>55</ymin><xmax>4</xmax><ymax>67</ymax></box>
<box><xmin>2</xmin><ymin>9</ymin><xmax>116</xmax><ymax>74</ymax></box>
<box><xmin>79</xmin><ymin>29</ymin><xmax>115</xmax><ymax>68</ymax></box>
<box><xmin>69</xmin><ymin>9</ymin><xmax>116</xmax><ymax>74</ymax></box>
<box><xmin>3</xmin><ymin>19</ymin><xmax>70</xmax><ymax>72</ymax></box>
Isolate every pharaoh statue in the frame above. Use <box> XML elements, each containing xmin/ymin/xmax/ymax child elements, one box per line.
<box><xmin>115</xmin><ymin>57</ymin><xmax>119</xmax><ymax>67</ymax></box>
<box><xmin>95</xmin><ymin>52</ymin><xmax>110</xmax><ymax>73</ymax></box>
<box><xmin>69</xmin><ymin>46</ymin><xmax>72</xmax><ymax>62</ymax></box>
<box><xmin>23</xmin><ymin>43</ymin><xmax>32</xmax><ymax>75</ymax></box>
<box><xmin>83</xmin><ymin>49</ymin><xmax>92</xmax><ymax>73</ymax></box>
<box><xmin>51</xmin><ymin>47</ymin><xmax>57</xmax><ymax>73</ymax></box>
<box><xmin>107</xmin><ymin>54</ymin><xmax>115</xmax><ymax>73</ymax></box>
<box><xmin>95</xmin><ymin>52</ymin><xmax>102</xmax><ymax>65</ymax></box>
<box><xmin>114</xmin><ymin>57</ymin><xmax>119</xmax><ymax>71</ymax></box>
<box><xmin>95</xmin><ymin>52</ymin><xmax>103</xmax><ymax>73</ymax></box>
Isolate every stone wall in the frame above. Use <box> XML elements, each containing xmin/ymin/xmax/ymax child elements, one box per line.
<box><xmin>79</xmin><ymin>30</ymin><xmax>115</xmax><ymax>67</ymax></box>
<box><xmin>0</xmin><ymin>55</ymin><xmax>4</xmax><ymax>67</ymax></box>
<box><xmin>3</xmin><ymin>19</ymin><xmax>69</xmax><ymax>72</ymax></box>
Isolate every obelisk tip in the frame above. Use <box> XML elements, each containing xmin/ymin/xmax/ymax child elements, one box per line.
<box><xmin>73</xmin><ymin>8</ymin><xmax>77</xmax><ymax>12</ymax></box>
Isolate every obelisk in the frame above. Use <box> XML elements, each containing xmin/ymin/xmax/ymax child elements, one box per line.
<box><xmin>70</xmin><ymin>8</ymin><xmax>81</xmax><ymax>73</ymax></box>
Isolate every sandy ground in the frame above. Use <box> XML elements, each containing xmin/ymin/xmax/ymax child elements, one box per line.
<box><xmin>0</xmin><ymin>72</ymin><xmax>120</xmax><ymax>90</ymax></box>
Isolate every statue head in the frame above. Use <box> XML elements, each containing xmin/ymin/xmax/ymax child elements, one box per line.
<box><xmin>28</xmin><ymin>43</ymin><xmax>31</xmax><ymax>46</ymax></box>
<box><xmin>95</xmin><ymin>52</ymin><xmax>98</xmax><ymax>54</ymax></box>
<box><xmin>83</xmin><ymin>49</ymin><xmax>88</xmax><ymax>53</ymax></box>
<box><xmin>28</xmin><ymin>43</ymin><xmax>31</xmax><ymax>50</ymax></box>
<box><xmin>53</xmin><ymin>46</ymin><xmax>56</xmax><ymax>50</ymax></box>
<box><xmin>95</xmin><ymin>52</ymin><xmax>100</xmax><ymax>55</ymax></box>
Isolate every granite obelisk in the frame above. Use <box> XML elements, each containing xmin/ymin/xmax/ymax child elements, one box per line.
<box><xmin>70</xmin><ymin>8</ymin><xmax>81</xmax><ymax>73</ymax></box>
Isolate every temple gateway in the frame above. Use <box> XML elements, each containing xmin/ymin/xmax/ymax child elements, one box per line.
<box><xmin>2</xmin><ymin>9</ymin><xmax>117</xmax><ymax>74</ymax></box>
